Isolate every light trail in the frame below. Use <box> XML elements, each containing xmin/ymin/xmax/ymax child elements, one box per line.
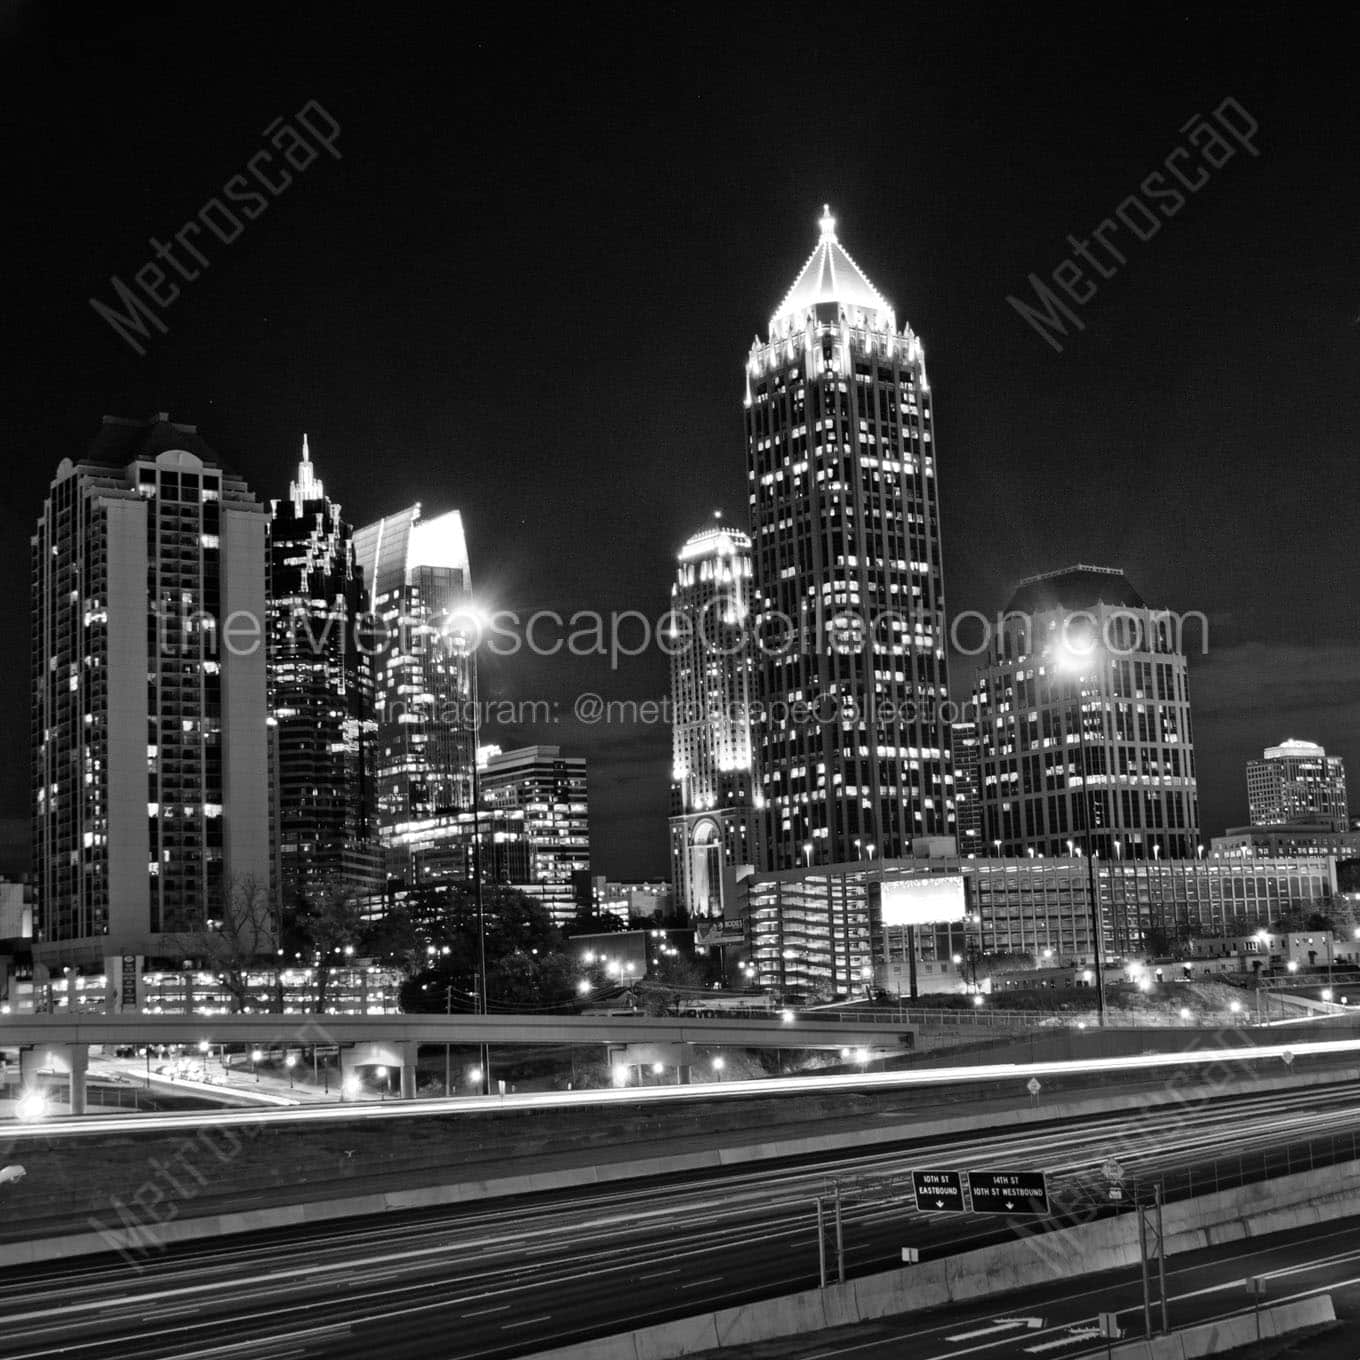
<box><xmin>6</xmin><ymin>1036</ymin><xmax>1357</xmax><ymax>1138</ymax></box>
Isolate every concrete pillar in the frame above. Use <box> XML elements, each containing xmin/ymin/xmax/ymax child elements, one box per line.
<box><xmin>678</xmin><ymin>1064</ymin><xmax>691</xmax><ymax>1085</ymax></box>
<box><xmin>400</xmin><ymin>1058</ymin><xmax>417</xmax><ymax>1100</ymax></box>
<box><xmin>20</xmin><ymin>1043</ymin><xmax>88</xmax><ymax>1115</ymax></box>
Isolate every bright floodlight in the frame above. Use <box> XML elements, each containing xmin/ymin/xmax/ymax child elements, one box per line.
<box><xmin>1229</xmin><ymin>1000</ymin><xmax>1242</xmax><ymax>1012</ymax></box>
<box><xmin>712</xmin><ymin>1056</ymin><xmax>725</xmax><ymax>1071</ymax></box>
<box><xmin>854</xmin><ymin>1048</ymin><xmax>869</xmax><ymax>1065</ymax></box>
<box><xmin>342</xmin><ymin>1075</ymin><xmax>362</xmax><ymax>1098</ymax></box>
<box><xmin>1179</xmin><ymin>1007</ymin><xmax>1192</xmax><ymax>1020</ymax></box>
<box><xmin>197</xmin><ymin>1039</ymin><xmax>209</xmax><ymax>1053</ymax></box>
<box><xmin>780</xmin><ymin>1008</ymin><xmax>795</xmax><ymax>1024</ymax></box>
<box><xmin>468</xmin><ymin>1066</ymin><xmax>483</xmax><ymax>1084</ymax></box>
<box><xmin>577</xmin><ymin>979</ymin><xmax>591</xmax><ymax>994</ymax></box>
<box><xmin>251</xmin><ymin>1048</ymin><xmax>263</xmax><ymax>1062</ymax></box>
<box><xmin>972</xmin><ymin>994</ymin><xmax>984</xmax><ymax>1007</ymax></box>
<box><xmin>1053</xmin><ymin>634</ymin><xmax>1098</xmax><ymax>673</ymax></box>
<box><xmin>15</xmin><ymin>1090</ymin><xmax>47</xmax><ymax>1123</ymax></box>
<box><xmin>285</xmin><ymin>1053</ymin><xmax>298</xmax><ymax>1068</ymax></box>
<box><xmin>612</xmin><ymin>1064</ymin><xmax>629</xmax><ymax>1086</ymax></box>
<box><xmin>651</xmin><ymin>1062</ymin><xmax>664</xmax><ymax>1075</ymax></box>
<box><xmin>1322</xmin><ymin>989</ymin><xmax>1335</xmax><ymax>1002</ymax></box>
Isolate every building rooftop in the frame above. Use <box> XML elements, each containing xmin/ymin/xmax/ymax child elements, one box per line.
<box><xmin>1005</xmin><ymin>564</ymin><xmax>1147</xmax><ymax>614</ymax></box>
<box><xmin>1262</xmin><ymin>738</ymin><xmax>1329</xmax><ymax>761</ymax></box>
<box><xmin>770</xmin><ymin>206</ymin><xmax>893</xmax><ymax>332</ymax></box>
<box><xmin>82</xmin><ymin>412</ymin><xmax>222</xmax><ymax>469</ymax></box>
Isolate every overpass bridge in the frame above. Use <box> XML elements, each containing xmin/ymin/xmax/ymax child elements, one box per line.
<box><xmin>0</xmin><ymin>1012</ymin><xmax>916</xmax><ymax>1111</ymax></box>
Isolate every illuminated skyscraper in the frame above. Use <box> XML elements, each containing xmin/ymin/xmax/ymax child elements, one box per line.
<box><xmin>32</xmin><ymin>414</ymin><xmax>272</xmax><ymax>983</ymax></box>
<box><xmin>951</xmin><ymin>720</ymin><xmax>983</xmax><ymax>856</ymax></box>
<box><xmin>352</xmin><ymin>504</ymin><xmax>475</xmax><ymax>853</ymax></box>
<box><xmin>267</xmin><ymin>436</ymin><xmax>382</xmax><ymax>905</ymax></box>
<box><xmin>1247</xmin><ymin>739</ymin><xmax>1348</xmax><ymax>832</ymax></box>
<box><xmin>744</xmin><ymin>208</ymin><xmax>952</xmax><ymax>869</ymax></box>
<box><xmin>667</xmin><ymin>522</ymin><xmax>762</xmax><ymax>916</ymax></box>
<box><xmin>480</xmin><ymin>744</ymin><xmax>590</xmax><ymax>927</ymax></box>
<box><xmin>970</xmin><ymin>565</ymin><xmax>1200</xmax><ymax>860</ymax></box>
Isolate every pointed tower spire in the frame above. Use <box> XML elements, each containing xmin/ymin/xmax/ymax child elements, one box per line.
<box><xmin>290</xmin><ymin>432</ymin><xmax>324</xmax><ymax>512</ymax></box>
<box><xmin>768</xmin><ymin>205</ymin><xmax>893</xmax><ymax>335</ymax></box>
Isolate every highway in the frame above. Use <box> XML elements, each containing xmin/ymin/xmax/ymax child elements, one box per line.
<box><xmin>714</xmin><ymin>1214</ymin><xmax>1360</xmax><ymax>1360</ymax></box>
<box><xmin>2</xmin><ymin>1080</ymin><xmax>1360</xmax><ymax>1359</ymax></box>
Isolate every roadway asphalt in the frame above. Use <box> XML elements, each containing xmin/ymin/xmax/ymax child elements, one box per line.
<box><xmin>2</xmin><ymin>1082</ymin><xmax>1359</xmax><ymax>1359</ymax></box>
<box><xmin>708</xmin><ymin>1213</ymin><xmax>1360</xmax><ymax>1360</ymax></box>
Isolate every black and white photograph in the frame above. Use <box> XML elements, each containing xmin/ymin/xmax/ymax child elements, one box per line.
<box><xmin>0</xmin><ymin>4</ymin><xmax>1357</xmax><ymax>1358</ymax></box>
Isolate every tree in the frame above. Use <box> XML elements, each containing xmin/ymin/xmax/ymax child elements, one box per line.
<box><xmin>167</xmin><ymin>872</ymin><xmax>275</xmax><ymax>1013</ymax></box>
<box><xmin>291</xmin><ymin>879</ymin><xmax>366</xmax><ymax>1013</ymax></box>
<box><xmin>398</xmin><ymin>883</ymin><xmax>569</xmax><ymax>1013</ymax></box>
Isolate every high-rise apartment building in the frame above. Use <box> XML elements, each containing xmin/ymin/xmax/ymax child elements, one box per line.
<box><xmin>744</xmin><ymin>208</ymin><xmax>952</xmax><ymax>869</ymax></box>
<box><xmin>479</xmin><ymin>744</ymin><xmax>590</xmax><ymax>927</ymax></box>
<box><xmin>1246</xmin><ymin>739</ymin><xmax>1348</xmax><ymax>832</ymax></box>
<box><xmin>267</xmin><ymin>436</ymin><xmax>382</xmax><ymax>905</ymax></box>
<box><xmin>32</xmin><ymin>414</ymin><xmax>272</xmax><ymax>978</ymax></box>
<box><xmin>352</xmin><ymin>505</ymin><xmax>475</xmax><ymax>845</ymax></box>
<box><xmin>971</xmin><ymin>565</ymin><xmax>1200</xmax><ymax>860</ymax></box>
<box><xmin>668</xmin><ymin>522</ymin><xmax>762</xmax><ymax>917</ymax></box>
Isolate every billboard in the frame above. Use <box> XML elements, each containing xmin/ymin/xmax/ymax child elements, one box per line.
<box><xmin>879</xmin><ymin>875</ymin><xmax>966</xmax><ymax>927</ymax></box>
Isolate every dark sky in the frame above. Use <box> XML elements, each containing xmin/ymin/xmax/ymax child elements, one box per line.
<box><xmin>1</xmin><ymin>2</ymin><xmax>1356</xmax><ymax>878</ymax></box>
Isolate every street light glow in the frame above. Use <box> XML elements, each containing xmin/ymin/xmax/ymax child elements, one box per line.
<box><xmin>15</xmin><ymin>1090</ymin><xmax>48</xmax><ymax>1122</ymax></box>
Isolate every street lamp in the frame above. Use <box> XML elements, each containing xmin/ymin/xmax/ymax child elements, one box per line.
<box><xmin>285</xmin><ymin>1053</ymin><xmax>297</xmax><ymax>1088</ymax></box>
<box><xmin>712</xmin><ymin>1056</ymin><xmax>725</xmax><ymax>1079</ymax></box>
<box><xmin>250</xmin><ymin>1048</ymin><xmax>263</xmax><ymax>1082</ymax></box>
<box><xmin>1052</xmin><ymin>640</ymin><xmax>1106</xmax><ymax>1027</ymax></box>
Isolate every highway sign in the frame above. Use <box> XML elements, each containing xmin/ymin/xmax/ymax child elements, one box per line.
<box><xmin>912</xmin><ymin>1169</ymin><xmax>965</xmax><ymax>1212</ymax></box>
<box><xmin>968</xmin><ymin>1169</ymin><xmax>1050</xmax><ymax>1215</ymax></box>
<box><xmin>1101</xmin><ymin>1157</ymin><xmax>1124</xmax><ymax>1182</ymax></box>
<box><xmin>1026</xmin><ymin>1077</ymin><xmax>1042</xmax><ymax>1096</ymax></box>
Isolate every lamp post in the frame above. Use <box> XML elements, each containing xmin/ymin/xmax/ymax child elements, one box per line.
<box><xmin>468</xmin><ymin>627</ymin><xmax>491</xmax><ymax>1097</ymax></box>
<box><xmin>1054</xmin><ymin>641</ymin><xmax>1106</xmax><ymax>1027</ymax></box>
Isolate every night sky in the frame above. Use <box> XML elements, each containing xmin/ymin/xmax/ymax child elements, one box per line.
<box><xmin>1</xmin><ymin>3</ymin><xmax>1356</xmax><ymax>879</ymax></box>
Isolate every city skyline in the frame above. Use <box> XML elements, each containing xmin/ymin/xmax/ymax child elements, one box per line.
<box><xmin>1</xmin><ymin>5</ymin><xmax>1356</xmax><ymax>879</ymax></box>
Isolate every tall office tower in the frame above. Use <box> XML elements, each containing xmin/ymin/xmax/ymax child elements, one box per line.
<box><xmin>1247</xmin><ymin>739</ymin><xmax>1348</xmax><ymax>832</ymax></box>
<box><xmin>668</xmin><ymin>521</ymin><xmax>762</xmax><ymax>917</ymax></box>
<box><xmin>745</xmin><ymin>208</ymin><xmax>951</xmax><ymax>869</ymax></box>
<box><xmin>32</xmin><ymin>415</ymin><xmax>272</xmax><ymax>983</ymax></box>
<box><xmin>971</xmin><ymin>565</ymin><xmax>1200</xmax><ymax>860</ymax></box>
<box><xmin>951</xmin><ymin>720</ymin><xmax>983</xmax><ymax>856</ymax></box>
<box><xmin>351</xmin><ymin>505</ymin><xmax>475</xmax><ymax>843</ymax></box>
<box><xmin>479</xmin><ymin>745</ymin><xmax>590</xmax><ymax>927</ymax></box>
<box><xmin>267</xmin><ymin>436</ymin><xmax>382</xmax><ymax>906</ymax></box>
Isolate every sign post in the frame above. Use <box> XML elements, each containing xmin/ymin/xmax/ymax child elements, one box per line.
<box><xmin>1247</xmin><ymin>1276</ymin><xmax>1267</xmax><ymax>1344</ymax></box>
<box><xmin>967</xmin><ymin>1169</ymin><xmax>1051</xmax><ymax>1215</ymax></box>
<box><xmin>911</xmin><ymin>1169</ymin><xmax>965</xmax><ymax>1212</ymax></box>
<box><xmin>1027</xmin><ymin>1076</ymin><xmax>1042</xmax><ymax>1108</ymax></box>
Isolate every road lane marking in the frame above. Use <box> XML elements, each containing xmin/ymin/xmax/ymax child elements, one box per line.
<box><xmin>500</xmin><ymin>1314</ymin><xmax>552</xmax><ymax>1329</ymax></box>
<box><xmin>681</xmin><ymin>1275</ymin><xmax>726</xmax><ymax>1290</ymax></box>
<box><xmin>638</xmin><ymin>1267</ymin><xmax>681</xmax><ymax>1280</ymax></box>
<box><xmin>460</xmin><ymin>1304</ymin><xmax>510</xmax><ymax>1317</ymax></box>
<box><xmin>947</xmin><ymin>1318</ymin><xmax>1043</xmax><ymax>1341</ymax></box>
<box><xmin>1025</xmin><ymin>1328</ymin><xmax>1102</xmax><ymax>1353</ymax></box>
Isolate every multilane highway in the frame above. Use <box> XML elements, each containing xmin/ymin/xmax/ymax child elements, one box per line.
<box><xmin>2</xmin><ymin>1080</ymin><xmax>1359</xmax><ymax>1360</ymax></box>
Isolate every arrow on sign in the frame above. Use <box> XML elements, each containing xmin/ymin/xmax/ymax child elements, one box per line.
<box><xmin>947</xmin><ymin>1318</ymin><xmax>1044</xmax><ymax>1342</ymax></box>
<box><xmin>1025</xmin><ymin>1328</ymin><xmax>1101</xmax><ymax>1353</ymax></box>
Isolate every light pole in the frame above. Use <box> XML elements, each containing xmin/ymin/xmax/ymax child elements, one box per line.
<box><xmin>468</xmin><ymin>630</ymin><xmax>491</xmax><ymax>1097</ymax></box>
<box><xmin>1054</xmin><ymin>641</ymin><xmax>1106</xmax><ymax>1027</ymax></box>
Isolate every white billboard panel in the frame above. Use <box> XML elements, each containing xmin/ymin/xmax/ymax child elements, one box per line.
<box><xmin>879</xmin><ymin>875</ymin><xmax>966</xmax><ymax>927</ymax></box>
